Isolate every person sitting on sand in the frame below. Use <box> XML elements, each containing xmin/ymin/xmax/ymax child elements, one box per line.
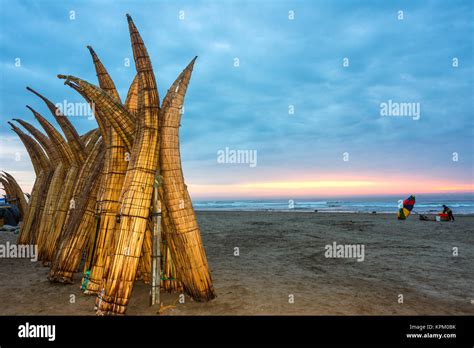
<box><xmin>442</xmin><ymin>205</ymin><xmax>455</xmax><ymax>222</ymax></box>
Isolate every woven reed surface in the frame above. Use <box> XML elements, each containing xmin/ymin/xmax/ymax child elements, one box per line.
<box><xmin>20</xmin><ymin>171</ymin><xmax>52</xmax><ymax>245</ymax></box>
<box><xmin>1</xmin><ymin>172</ymin><xmax>28</xmax><ymax>219</ymax></box>
<box><xmin>0</xmin><ymin>174</ymin><xmax>28</xmax><ymax>226</ymax></box>
<box><xmin>82</xmin><ymin>48</ymin><xmax>131</xmax><ymax>294</ymax></box>
<box><xmin>12</xmin><ymin>118</ymin><xmax>57</xmax><ymax>244</ymax></box>
<box><xmin>15</xmin><ymin>116</ymin><xmax>61</xmax><ymax>164</ymax></box>
<box><xmin>33</xmin><ymin>111</ymin><xmax>75</xmax><ymax>165</ymax></box>
<box><xmin>61</xmin><ymin>75</ymin><xmax>135</xmax><ymax>150</ymax></box>
<box><xmin>66</xmin><ymin>80</ymin><xmax>110</xmax><ymax>146</ymax></box>
<box><xmin>160</xmin><ymin>204</ymin><xmax>184</xmax><ymax>293</ymax></box>
<box><xmin>3</xmin><ymin>130</ymin><xmax>47</xmax><ymax>244</ymax></box>
<box><xmin>81</xmin><ymin>128</ymin><xmax>97</xmax><ymax>142</ymax></box>
<box><xmin>96</xmin><ymin>15</ymin><xmax>160</xmax><ymax>314</ymax></box>
<box><xmin>159</xmin><ymin>58</ymin><xmax>215</xmax><ymax>301</ymax></box>
<box><xmin>89</xmin><ymin>78</ymin><xmax>139</xmax><ymax>299</ymax></box>
<box><xmin>50</xmin><ymin>141</ymin><xmax>105</xmax><ymax>281</ymax></box>
<box><xmin>42</xmin><ymin>165</ymin><xmax>80</xmax><ymax>264</ymax></box>
<box><xmin>6</xmin><ymin>14</ymin><xmax>217</xmax><ymax>315</ymax></box>
<box><xmin>125</xmin><ymin>75</ymin><xmax>139</xmax><ymax>117</ymax></box>
<box><xmin>16</xmin><ymin>175</ymin><xmax>40</xmax><ymax>244</ymax></box>
<box><xmin>84</xmin><ymin>129</ymin><xmax>102</xmax><ymax>153</ymax></box>
<box><xmin>37</xmin><ymin>103</ymin><xmax>88</xmax><ymax>263</ymax></box>
<box><xmin>9</xmin><ymin>125</ymin><xmax>46</xmax><ymax>175</ymax></box>
<box><xmin>25</xmin><ymin>102</ymin><xmax>80</xmax><ymax>263</ymax></box>
<box><xmin>36</xmin><ymin>163</ymin><xmax>67</xmax><ymax>261</ymax></box>
<box><xmin>27</xmin><ymin>87</ymin><xmax>86</xmax><ymax>162</ymax></box>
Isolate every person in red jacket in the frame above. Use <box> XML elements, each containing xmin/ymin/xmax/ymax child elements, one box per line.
<box><xmin>442</xmin><ymin>205</ymin><xmax>455</xmax><ymax>222</ymax></box>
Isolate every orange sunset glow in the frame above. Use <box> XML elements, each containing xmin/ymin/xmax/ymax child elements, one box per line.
<box><xmin>188</xmin><ymin>178</ymin><xmax>473</xmax><ymax>198</ymax></box>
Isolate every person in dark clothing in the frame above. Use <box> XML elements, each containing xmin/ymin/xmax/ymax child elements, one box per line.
<box><xmin>442</xmin><ymin>205</ymin><xmax>455</xmax><ymax>221</ymax></box>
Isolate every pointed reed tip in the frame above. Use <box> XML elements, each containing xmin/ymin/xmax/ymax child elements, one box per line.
<box><xmin>57</xmin><ymin>74</ymin><xmax>67</xmax><ymax>79</ymax></box>
<box><xmin>86</xmin><ymin>45</ymin><xmax>96</xmax><ymax>55</ymax></box>
<box><xmin>26</xmin><ymin>86</ymin><xmax>41</xmax><ymax>97</ymax></box>
<box><xmin>7</xmin><ymin>122</ymin><xmax>18</xmax><ymax>132</ymax></box>
<box><xmin>126</xmin><ymin>13</ymin><xmax>132</xmax><ymax>21</ymax></box>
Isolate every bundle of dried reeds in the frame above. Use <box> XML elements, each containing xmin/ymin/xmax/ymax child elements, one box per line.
<box><xmin>28</xmin><ymin>109</ymin><xmax>72</xmax><ymax>261</ymax></box>
<box><xmin>49</xmin><ymin>138</ymin><xmax>105</xmax><ymax>282</ymax></box>
<box><xmin>92</xmin><ymin>14</ymin><xmax>161</xmax><ymax>315</ymax></box>
<box><xmin>5</xmin><ymin>13</ymin><xmax>216</xmax><ymax>315</ymax></box>
<box><xmin>26</xmin><ymin>88</ymin><xmax>86</xmax><ymax>265</ymax></box>
<box><xmin>159</xmin><ymin>58</ymin><xmax>215</xmax><ymax>301</ymax></box>
<box><xmin>0</xmin><ymin>172</ymin><xmax>28</xmax><ymax>221</ymax></box>
<box><xmin>12</xmin><ymin>117</ymin><xmax>56</xmax><ymax>244</ymax></box>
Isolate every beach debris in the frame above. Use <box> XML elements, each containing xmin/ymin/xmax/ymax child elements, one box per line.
<box><xmin>0</xmin><ymin>224</ymin><xmax>20</xmax><ymax>233</ymax></box>
<box><xmin>3</xmin><ymin>13</ymin><xmax>215</xmax><ymax>315</ymax></box>
<box><xmin>419</xmin><ymin>214</ymin><xmax>435</xmax><ymax>221</ymax></box>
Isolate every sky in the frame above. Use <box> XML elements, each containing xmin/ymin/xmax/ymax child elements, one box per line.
<box><xmin>0</xmin><ymin>0</ymin><xmax>473</xmax><ymax>199</ymax></box>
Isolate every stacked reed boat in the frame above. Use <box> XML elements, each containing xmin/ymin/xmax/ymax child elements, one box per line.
<box><xmin>1</xmin><ymin>14</ymin><xmax>215</xmax><ymax>315</ymax></box>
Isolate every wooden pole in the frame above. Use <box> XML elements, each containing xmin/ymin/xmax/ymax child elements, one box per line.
<box><xmin>150</xmin><ymin>171</ymin><xmax>162</xmax><ymax>306</ymax></box>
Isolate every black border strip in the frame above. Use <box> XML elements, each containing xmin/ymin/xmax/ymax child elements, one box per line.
<box><xmin>0</xmin><ymin>315</ymin><xmax>472</xmax><ymax>346</ymax></box>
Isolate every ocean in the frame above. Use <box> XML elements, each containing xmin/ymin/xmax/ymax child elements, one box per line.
<box><xmin>193</xmin><ymin>194</ymin><xmax>474</xmax><ymax>215</ymax></box>
<box><xmin>2</xmin><ymin>195</ymin><xmax>473</xmax><ymax>214</ymax></box>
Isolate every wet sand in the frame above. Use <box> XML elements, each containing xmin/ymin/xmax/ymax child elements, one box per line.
<box><xmin>0</xmin><ymin>212</ymin><xmax>473</xmax><ymax>315</ymax></box>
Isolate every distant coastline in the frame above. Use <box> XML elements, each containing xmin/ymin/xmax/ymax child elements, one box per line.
<box><xmin>193</xmin><ymin>194</ymin><xmax>474</xmax><ymax>214</ymax></box>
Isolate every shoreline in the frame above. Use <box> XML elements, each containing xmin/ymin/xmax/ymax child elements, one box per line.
<box><xmin>195</xmin><ymin>209</ymin><xmax>474</xmax><ymax>216</ymax></box>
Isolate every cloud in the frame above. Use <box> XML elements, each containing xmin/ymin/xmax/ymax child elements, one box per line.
<box><xmin>0</xmin><ymin>0</ymin><xmax>472</xmax><ymax>196</ymax></box>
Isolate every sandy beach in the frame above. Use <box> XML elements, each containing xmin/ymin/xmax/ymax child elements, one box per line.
<box><xmin>0</xmin><ymin>211</ymin><xmax>473</xmax><ymax>315</ymax></box>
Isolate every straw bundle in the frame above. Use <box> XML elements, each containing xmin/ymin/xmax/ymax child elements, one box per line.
<box><xmin>54</xmin><ymin>75</ymin><xmax>132</xmax><ymax>293</ymax></box>
<box><xmin>28</xmin><ymin>109</ymin><xmax>74</xmax><ymax>260</ymax></box>
<box><xmin>60</xmin><ymin>76</ymin><xmax>135</xmax><ymax>148</ymax></box>
<box><xmin>26</xmin><ymin>88</ymin><xmax>86</xmax><ymax>264</ymax></box>
<box><xmin>159</xmin><ymin>58</ymin><xmax>215</xmax><ymax>301</ymax></box>
<box><xmin>26</xmin><ymin>87</ymin><xmax>86</xmax><ymax>162</ymax></box>
<box><xmin>49</xmin><ymin>138</ymin><xmax>105</xmax><ymax>282</ymax></box>
<box><xmin>12</xmin><ymin>117</ymin><xmax>57</xmax><ymax>243</ymax></box>
<box><xmin>7</xmin><ymin>122</ymin><xmax>50</xmax><ymax>208</ymax></box>
<box><xmin>44</xmin><ymin>79</ymin><xmax>107</xmax><ymax>280</ymax></box>
<box><xmin>8</xmin><ymin>122</ymin><xmax>53</xmax><ymax>245</ymax></box>
<box><xmin>5</xmin><ymin>13</ymin><xmax>215</xmax><ymax>315</ymax></box>
<box><xmin>0</xmin><ymin>172</ymin><xmax>28</xmax><ymax>220</ymax></box>
<box><xmin>92</xmin><ymin>14</ymin><xmax>161</xmax><ymax>315</ymax></box>
<box><xmin>7</xmin><ymin>122</ymin><xmax>49</xmax><ymax>177</ymax></box>
<box><xmin>79</xmin><ymin>46</ymin><xmax>130</xmax><ymax>294</ymax></box>
<box><xmin>0</xmin><ymin>178</ymin><xmax>12</xmax><ymax>199</ymax></box>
